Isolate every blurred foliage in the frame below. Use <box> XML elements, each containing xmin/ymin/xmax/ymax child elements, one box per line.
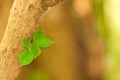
<box><xmin>93</xmin><ymin>0</ymin><xmax>110</xmax><ymax>43</ymax></box>
<box><xmin>94</xmin><ymin>0</ymin><xmax>120</xmax><ymax>80</ymax></box>
<box><xmin>30</xmin><ymin>70</ymin><xmax>48</xmax><ymax>80</ymax></box>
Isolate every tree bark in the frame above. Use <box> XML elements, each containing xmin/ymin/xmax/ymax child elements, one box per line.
<box><xmin>0</xmin><ymin>0</ymin><xmax>63</xmax><ymax>80</ymax></box>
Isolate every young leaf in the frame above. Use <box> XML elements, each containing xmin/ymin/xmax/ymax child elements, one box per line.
<box><xmin>19</xmin><ymin>50</ymin><xmax>33</xmax><ymax>66</ymax></box>
<box><xmin>38</xmin><ymin>38</ymin><xmax>53</xmax><ymax>48</ymax></box>
<box><xmin>22</xmin><ymin>38</ymin><xmax>31</xmax><ymax>48</ymax></box>
<box><xmin>33</xmin><ymin>30</ymin><xmax>45</xmax><ymax>45</ymax></box>
<box><xmin>29</xmin><ymin>44</ymin><xmax>41</xmax><ymax>59</ymax></box>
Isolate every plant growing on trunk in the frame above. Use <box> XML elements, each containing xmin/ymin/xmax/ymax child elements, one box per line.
<box><xmin>19</xmin><ymin>30</ymin><xmax>53</xmax><ymax>65</ymax></box>
<box><xmin>0</xmin><ymin>0</ymin><xmax>63</xmax><ymax>80</ymax></box>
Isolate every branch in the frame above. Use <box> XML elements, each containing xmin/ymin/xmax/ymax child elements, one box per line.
<box><xmin>0</xmin><ymin>0</ymin><xmax>63</xmax><ymax>80</ymax></box>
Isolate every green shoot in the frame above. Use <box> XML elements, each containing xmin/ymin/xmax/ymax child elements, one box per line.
<box><xmin>19</xmin><ymin>29</ymin><xmax>53</xmax><ymax>66</ymax></box>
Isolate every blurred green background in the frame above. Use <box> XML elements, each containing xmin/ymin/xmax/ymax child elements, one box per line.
<box><xmin>0</xmin><ymin>0</ymin><xmax>120</xmax><ymax>80</ymax></box>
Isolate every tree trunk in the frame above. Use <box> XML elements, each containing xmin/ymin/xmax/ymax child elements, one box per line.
<box><xmin>0</xmin><ymin>0</ymin><xmax>63</xmax><ymax>80</ymax></box>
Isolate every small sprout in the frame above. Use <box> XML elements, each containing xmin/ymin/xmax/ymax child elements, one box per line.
<box><xmin>22</xmin><ymin>38</ymin><xmax>31</xmax><ymax>48</ymax></box>
<box><xmin>19</xmin><ymin>29</ymin><xmax>53</xmax><ymax>66</ymax></box>
<box><xmin>19</xmin><ymin>50</ymin><xmax>33</xmax><ymax>65</ymax></box>
<box><xmin>38</xmin><ymin>38</ymin><xmax>53</xmax><ymax>48</ymax></box>
<box><xmin>29</xmin><ymin>44</ymin><xmax>41</xmax><ymax>59</ymax></box>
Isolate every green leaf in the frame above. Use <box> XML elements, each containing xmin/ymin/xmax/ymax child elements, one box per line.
<box><xmin>22</xmin><ymin>38</ymin><xmax>31</xmax><ymax>48</ymax></box>
<box><xmin>19</xmin><ymin>50</ymin><xmax>33</xmax><ymax>66</ymax></box>
<box><xmin>38</xmin><ymin>38</ymin><xmax>53</xmax><ymax>48</ymax></box>
<box><xmin>29</xmin><ymin>44</ymin><xmax>41</xmax><ymax>59</ymax></box>
<box><xmin>33</xmin><ymin>30</ymin><xmax>45</xmax><ymax>45</ymax></box>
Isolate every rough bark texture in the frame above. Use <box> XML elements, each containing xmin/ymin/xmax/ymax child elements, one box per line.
<box><xmin>0</xmin><ymin>0</ymin><xmax>63</xmax><ymax>80</ymax></box>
